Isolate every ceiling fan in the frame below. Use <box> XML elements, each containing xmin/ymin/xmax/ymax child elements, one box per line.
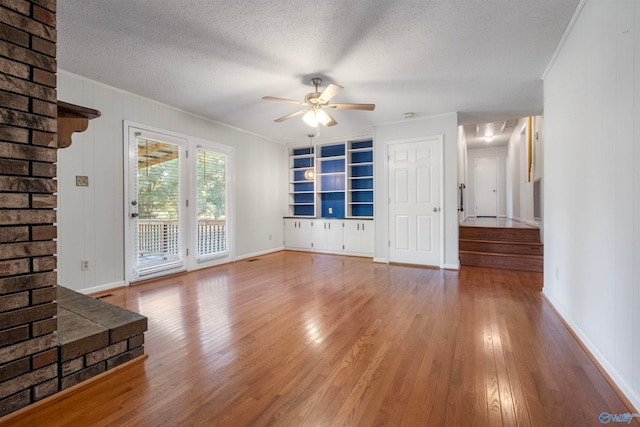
<box><xmin>262</xmin><ymin>78</ymin><xmax>375</xmax><ymax>127</ymax></box>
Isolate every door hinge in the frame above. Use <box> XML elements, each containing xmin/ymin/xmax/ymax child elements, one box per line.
<box><xmin>388</xmin><ymin>240</ymin><xmax>391</xmax><ymax>247</ymax></box>
<box><xmin>186</xmin><ymin>200</ymin><xmax>189</xmax><ymax>207</ymax></box>
<box><xmin>186</xmin><ymin>150</ymin><xmax>189</xmax><ymax>158</ymax></box>
<box><xmin>186</xmin><ymin>249</ymin><xmax>189</xmax><ymax>256</ymax></box>
<box><xmin>342</xmin><ymin>245</ymin><xmax>345</xmax><ymax>250</ymax></box>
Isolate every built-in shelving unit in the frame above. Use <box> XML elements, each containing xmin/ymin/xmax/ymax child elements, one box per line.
<box><xmin>317</xmin><ymin>143</ymin><xmax>346</xmax><ymax>218</ymax></box>
<box><xmin>347</xmin><ymin>140</ymin><xmax>373</xmax><ymax>218</ymax></box>
<box><xmin>287</xmin><ymin>138</ymin><xmax>373</xmax><ymax>219</ymax></box>
<box><xmin>288</xmin><ymin>147</ymin><xmax>315</xmax><ymax>217</ymax></box>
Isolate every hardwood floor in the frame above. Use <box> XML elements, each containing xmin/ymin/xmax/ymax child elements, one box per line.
<box><xmin>3</xmin><ymin>251</ymin><xmax>636</xmax><ymax>426</ymax></box>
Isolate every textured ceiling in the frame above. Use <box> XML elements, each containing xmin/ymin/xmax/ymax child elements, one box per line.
<box><xmin>57</xmin><ymin>0</ymin><xmax>579</xmax><ymax>145</ymax></box>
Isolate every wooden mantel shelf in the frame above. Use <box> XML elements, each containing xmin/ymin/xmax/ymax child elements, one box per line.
<box><xmin>57</xmin><ymin>101</ymin><xmax>101</xmax><ymax>149</ymax></box>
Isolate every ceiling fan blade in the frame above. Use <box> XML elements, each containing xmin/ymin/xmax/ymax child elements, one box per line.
<box><xmin>327</xmin><ymin>103</ymin><xmax>375</xmax><ymax>111</ymax></box>
<box><xmin>318</xmin><ymin>84</ymin><xmax>343</xmax><ymax>103</ymax></box>
<box><xmin>324</xmin><ymin>111</ymin><xmax>338</xmax><ymax>127</ymax></box>
<box><xmin>262</xmin><ymin>96</ymin><xmax>305</xmax><ymax>105</ymax></box>
<box><xmin>274</xmin><ymin>107</ymin><xmax>311</xmax><ymax>123</ymax></box>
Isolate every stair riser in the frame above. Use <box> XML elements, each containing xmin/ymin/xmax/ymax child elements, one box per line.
<box><xmin>459</xmin><ymin>253</ymin><xmax>543</xmax><ymax>273</ymax></box>
<box><xmin>459</xmin><ymin>227</ymin><xmax>540</xmax><ymax>243</ymax></box>
<box><xmin>459</xmin><ymin>241</ymin><xmax>543</xmax><ymax>256</ymax></box>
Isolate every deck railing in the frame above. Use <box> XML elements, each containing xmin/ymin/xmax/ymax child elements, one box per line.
<box><xmin>138</xmin><ymin>219</ymin><xmax>226</xmax><ymax>260</ymax></box>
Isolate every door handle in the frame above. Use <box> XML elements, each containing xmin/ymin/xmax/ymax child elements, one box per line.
<box><xmin>433</xmin><ymin>207</ymin><xmax>441</xmax><ymax>212</ymax></box>
<box><xmin>131</xmin><ymin>213</ymin><xmax>139</xmax><ymax>218</ymax></box>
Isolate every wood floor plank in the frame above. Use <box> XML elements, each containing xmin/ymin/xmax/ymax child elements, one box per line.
<box><xmin>2</xmin><ymin>252</ymin><xmax>637</xmax><ymax>427</ymax></box>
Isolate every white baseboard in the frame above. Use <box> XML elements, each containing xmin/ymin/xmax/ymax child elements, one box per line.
<box><xmin>76</xmin><ymin>281</ymin><xmax>126</xmax><ymax>295</ymax></box>
<box><xmin>443</xmin><ymin>263</ymin><xmax>459</xmax><ymax>270</ymax></box>
<box><xmin>235</xmin><ymin>247</ymin><xmax>283</xmax><ymax>261</ymax></box>
<box><xmin>373</xmin><ymin>257</ymin><xmax>387</xmax><ymax>264</ymax></box>
<box><xmin>543</xmin><ymin>291</ymin><xmax>640</xmax><ymax>412</ymax></box>
<box><xmin>525</xmin><ymin>220</ymin><xmax>540</xmax><ymax>227</ymax></box>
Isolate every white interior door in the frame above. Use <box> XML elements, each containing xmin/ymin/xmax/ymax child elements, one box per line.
<box><xmin>126</xmin><ymin>126</ymin><xmax>188</xmax><ymax>282</ymax></box>
<box><xmin>388</xmin><ymin>139</ymin><xmax>442</xmax><ymax>266</ymax></box>
<box><xmin>474</xmin><ymin>157</ymin><xmax>498</xmax><ymax>217</ymax></box>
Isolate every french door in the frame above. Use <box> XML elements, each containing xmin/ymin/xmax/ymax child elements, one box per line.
<box><xmin>125</xmin><ymin>124</ymin><xmax>232</xmax><ymax>283</ymax></box>
<box><xmin>126</xmin><ymin>127</ymin><xmax>188</xmax><ymax>280</ymax></box>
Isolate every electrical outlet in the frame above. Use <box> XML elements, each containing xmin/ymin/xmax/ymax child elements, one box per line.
<box><xmin>328</xmin><ymin>207</ymin><xmax>333</xmax><ymax>214</ymax></box>
<box><xmin>81</xmin><ymin>260</ymin><xmax>89</xmax><ymax>271</ymax></box>
<box><xmin>268</xmin><ymin>234</ymin><xmax>272</xmax><ymax>240</ymax></box>
<box><xmin>76</xmin><ymin>176</ymin><xmax>89</xmax><ymax>187</ymax></box>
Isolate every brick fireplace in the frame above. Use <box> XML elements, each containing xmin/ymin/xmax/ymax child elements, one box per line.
<box><xmin>0</xmin><ymin>0</ymin><xmax>59</xmax><ymax>416</ymax></box>
<box><xmin>1</xmin><ymin>0</ymin><xmax>148</xmax><ymax>418</ymax></box>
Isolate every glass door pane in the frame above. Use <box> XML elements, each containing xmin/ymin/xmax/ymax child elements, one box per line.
<box><xmin>132</xmin><ymin>136</ymin><xmax>185</xmax><ymax>277</ymax></box>
<box><xmin>197</xmin><ymin>149</ymin><xmax>227</xmax><ymax>259</ymax></box>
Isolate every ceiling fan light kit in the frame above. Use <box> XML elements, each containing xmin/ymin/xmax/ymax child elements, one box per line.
<box><xmin>263</xmin><ymin>78</ymin><xmax>375</xmax><ymax>128</ymax></box>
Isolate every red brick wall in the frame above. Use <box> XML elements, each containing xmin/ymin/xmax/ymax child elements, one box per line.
<box><xmin>0</xmin><ymin>0</ymin><xmax>58</xmax><ymax>416</ymax></box>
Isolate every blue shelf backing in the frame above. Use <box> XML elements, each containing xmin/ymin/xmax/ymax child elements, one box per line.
<box><xmin>351</xmin><ymin>164</ymin><xmax>373</xmax><ymax>177</ymax></box>
<box><xmin>293</xmin><ymin>193</ymin><xmax>314</xmax><ymax>204</ymax></box>
<box><xmin>320</xmin><ymin>174</ymin><xmax>345</xmax><ymax>191</ymax></box>
<box><xmin>293</xmin><ymin>182</ymin><xmax>314</xmax><ymax>192</ymax></box>
<box><xmin>320</xmin><ymin>159</ymin><xmax>345</xmax><ymax>174</ymax></box>
<box><xmin>321</xmin><ymin>144</ymin><xmax>345</xmax><ymax>157</ymax></box>
<box><xmin>293</xmin><ymin>205</ymin><xmax>314</xmax><ymax>216</ymax></box>
<box><xmin>351</xmin><ymin>204</ymin><xmax>373</xmax><ymax>217</ymax></box>
<box><xmin>351</xmin><ymin>191</ymin><xmax>373</xmax><ymax>203</ymax></box>
<box><xmin>351</xmin><ymin>151</ymin><xmax>373</xmax><ymax>163</ymax></box>
<box><xmin>292</xmin><ymin>147</ymin><xmax>314</xmax><ymax>156</ymax></box>
<box><xmin>321</xmin><ymin>193</ymin><xmax>345</xmax><ymax>218</ymax></box>
<box><xmin>350</xmin><ymin>140</ymin><xmax>373</xmax><ymax>150</ymax></box>
<box><xmin>293</xmin><ymin>157</ymin><xmax>313</xmax><ymax>168</ymax></box>
<box><xmin>351</xmin><ymin>178</ymin><xmax>373</xmax><ymax>190</ymax></box>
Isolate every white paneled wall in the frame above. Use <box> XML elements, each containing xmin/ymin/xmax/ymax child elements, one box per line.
<box><xmin>57</xmin><ymin>72</ymin><xmax>287</xmax><ymax>294</ymax></box>
<box><xmin>543</xmin><ymin>0</ymin><xmax>640</xmax><ymax>410</ymax></box>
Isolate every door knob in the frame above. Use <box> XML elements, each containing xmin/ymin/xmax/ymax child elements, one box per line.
<box><xmin>433</xmin><ymin>207</ymin><xmax>441</xmax><ymax>212</ymax></box>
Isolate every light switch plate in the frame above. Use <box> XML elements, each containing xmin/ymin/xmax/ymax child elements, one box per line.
<box><xmin>76</xmin><ymin>176</ymin><xmax>89</xmax><ymax>187</ymax></box>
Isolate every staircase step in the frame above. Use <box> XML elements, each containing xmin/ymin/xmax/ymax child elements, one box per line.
<box><xmin>459</xmin><ymin>250</ymin><xmax>543</xmax><ymax>272</ymax></box>
<box><xmin>459</xmin><ymin>239</ymin><xmax>543</xmax><ymax>256</ymax></box>
<box><xmin>459</xmin><ymin>226</ymin><xmax>540</xmax><ymax>243</ymax></box>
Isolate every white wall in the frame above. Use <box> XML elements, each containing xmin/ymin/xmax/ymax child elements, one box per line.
<box><xmin>543</xmin><ymin>0</ymin><xmax>640</xmax><ymax>410</ymax></box>
<box><xmin>57</xmin><ymin>72</ymin><xmax>287</xmax><ymax>294</ymax></box>
<box><xmin>506</xmin><ymin>116</ymin><xmax>541</xmax><ymax>226</ymax></box>
<box><xmin>466</xmin><ymin>146</ymin><xmax>508</xmax><ymax>218</ymax></box>
<box><xmin>373</xmin><ymin>113</ymin><xmax>459</xmax><ymax>269</ymax></box>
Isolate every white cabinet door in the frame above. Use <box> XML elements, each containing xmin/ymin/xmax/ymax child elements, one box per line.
<box><xmin>359</xmin><ymin>220</ymin><xmax>374</xmax><ymax>255</ymax></box>
<box><xmin>284</xmin><ymin>218</ymin><xmax>313</xmax><ymax>249</ymax></box>
<box><xmin>311</xmin><ymin>220</ymin><xmax>327</xmax><ymax>250</ymax></box>
<box><xmin>343</xmin><ymin>220</ymin><xmax>374</xmax><ymax>256</ymax></box>
<box><xmin>312</xmin><ymin>219</ymin><xmax>343</xmax><ymax>252</ymax></box>
<box><xmin>326</xmin><ymin>220</ymin><xmax>343</xmax><ymax>251</ymax></box>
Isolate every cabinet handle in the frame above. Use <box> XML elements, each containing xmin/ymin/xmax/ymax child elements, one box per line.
<box><xmin>357</xmin><ymin>223</ymin><xmax>360</xmax><ymax>231</ymax></box>
<box><xmin>362</xmin><ymin>223</ymin><xmax>365</xmax><ymax>231</ymax></box>
<box><xmin>328</xmin><ymin>222</ymin><xmax>331</xmax><ymax>229</ymax></box>
<box><xmin>324</xmin><ymin>222</ymin><xmax>326</xmax><ymax>229</ymax></box>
